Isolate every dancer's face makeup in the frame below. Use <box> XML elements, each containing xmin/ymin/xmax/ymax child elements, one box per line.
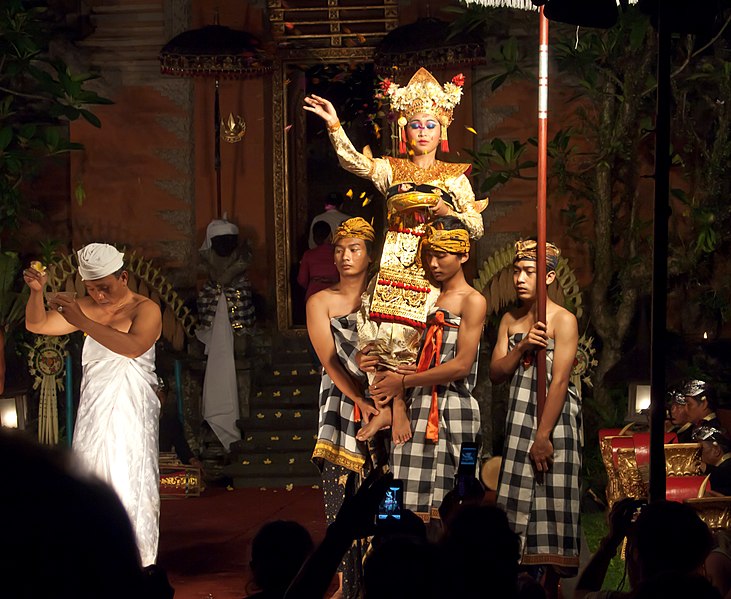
<box><xmin>406</xmin><ymin>112</ymin><xmax>440</xmax><ymax>155</ymax></box>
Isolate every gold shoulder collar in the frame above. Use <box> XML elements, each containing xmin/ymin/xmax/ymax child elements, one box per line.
<box><xmin>386</xmin><ymin>156</ymin><xmax>470</xmax><ymax>185</ymax></box>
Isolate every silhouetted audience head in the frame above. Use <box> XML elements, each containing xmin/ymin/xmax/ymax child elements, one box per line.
<box><xmin>440</xmin><ymin>505</ymin><xmax>522</xmax><ymax>599</ymax></box>
<box><xmin>1</xmin><ymin>429</ymin><xmax>147</xmax><ymax>598</ymax></box>
<box><xmin>626</xmin><ymin>500</ymin><xmax>714</xmax><ymax>587</ymax></box>
<box><xmin>632</xmin><ymin>572</ymin><xmax>721</xmax><ymax>599</ymax></box>
<box><xmin>363</xmin><ymin>534</ymin><xmax>444</xmax><ymax>599</ymax></box>
<box><xmin>438</xmin><ymin>477</ymin><xmax>486</xmax><ymax>529</ymax></box>
<box><xmin>312</xmin><ymin>221</ymin><xmax>332</xmax><ymax>246</ymax></box>
<box><xmin>325</xmin><ymin>191</ymin><xmax>344</xmax><ymax>210</ymax></box>
<box><xmin>249</xmin><ymin>520</ymin><xmax>314</xmax><ymax>598</ymax></box>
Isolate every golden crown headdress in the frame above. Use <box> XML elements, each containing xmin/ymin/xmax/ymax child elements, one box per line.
<box><xmin>382</xmin><ymin>67</ymin><xmax>465</xmax><ymax>154</ymax></box>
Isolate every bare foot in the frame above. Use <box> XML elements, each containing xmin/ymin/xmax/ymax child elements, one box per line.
<box><xmin>391</xmin><ymin>398</ymin><xmax>412</xmax><ymax>445</ymax></box>
<box><xmin>356</xmin><ymin>405</ymin><xmax>392</xmax><ymax>441</ymax></box>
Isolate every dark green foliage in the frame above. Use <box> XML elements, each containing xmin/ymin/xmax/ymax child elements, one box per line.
<box><xmin>0</xmin><ymin>1</ymin><xmax>111</xmax><ymax>241</ymax></box>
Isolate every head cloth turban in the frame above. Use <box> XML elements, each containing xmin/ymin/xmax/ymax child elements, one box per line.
<box><xmin>422</xmin><ymin>224</ymin><xmax>470</xmax><ymax>254</ymax></box>
<box><xmin>513</xmin><ymin>239</ymin><xmax>560</xmax><ymax>272</ymax></box>
<box><xmin>332</xmin><ymin>217</ymin><xmax>375</xmax><ymax>244</ymax></box>
<box><xmin>200</xmin><ymin>219</ymin><xmax>239</xmax><ymax>251</ymax></box>
<box><xmin>77</xmin><ymin>243</ymin><xmax>125</xmax><ymax>281</ymax></box>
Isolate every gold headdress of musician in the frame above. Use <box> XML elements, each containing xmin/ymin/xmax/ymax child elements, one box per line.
<box><xmin>384</xmin><ymin>67</ymin><xmax>465</xmax><ymax>155</ymax></box>
<box><xmin>514</xmin><ymin>239</ymin><xmax>561</xmax><ymax>272</ymax></box>
<box><xmin>423</xmin><ymin>224</ymin><xmax>470</xmax><ymax>255</ymax></box>
<box><xmin>332</xmin><ymin>217</ymin><xmax>376</xmax><ymax>244</ymax></box>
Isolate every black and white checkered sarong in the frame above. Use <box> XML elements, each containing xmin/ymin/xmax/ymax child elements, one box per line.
<box><xmin>391</xmin><ymin>308</ymin><xmax>480</xmax><ymax>522</ymax></box>
<box><xmin>311</xmin><ymin>315</ymin><xmax>370</xmax><ymax>474</ymax></box>
<box><xmin>496</xmin><ymin>334</ymin><xmax>583</xmax><ymax>569</ymax></box>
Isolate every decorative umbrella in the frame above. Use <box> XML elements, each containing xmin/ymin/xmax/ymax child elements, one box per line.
<box><xmin>160</xmin><ymin>23</ymin><xmax>274</xmax><ymax>217</ymax></box>
<box><xmin>373</xmin><ymin>17</ymin><xmax>486</xmax><ymax>76</ymax></box>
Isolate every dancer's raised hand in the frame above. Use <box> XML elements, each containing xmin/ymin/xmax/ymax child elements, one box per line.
<box><xmin>303</xmin><ymin>94</ymin><xmax>339</xmax><ymax>128</ymax></box>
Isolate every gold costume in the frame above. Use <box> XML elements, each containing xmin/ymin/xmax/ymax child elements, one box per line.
<box><xmin>330</xmin><ymin>126</ymin><xmax>484</xmax><ymax>367</ymax></box>
<box><xmin>326</xmin><ymin>68</ymin><xmax>487</xmax><ymax>368</ymax></box>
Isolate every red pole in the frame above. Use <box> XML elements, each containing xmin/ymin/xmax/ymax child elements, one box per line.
<box><xmin>536</xmin><ymin>8</ymin><xmax>549</xmax><ymax>420</ymax></box>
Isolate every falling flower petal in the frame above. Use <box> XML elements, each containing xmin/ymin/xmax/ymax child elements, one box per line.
<box><xmin>362</xmin><ymin>196</ymin><xmax>371</xmax><ymax>207</ymax></box>
<box><xmin>466</xmin><ymin>126</ymin><xmax>478</xmax><ymax>135</ymax></box>
<box><xmin>346</xmin><ymin>189</ymin><xmax>353</xmax><ymax>198</ymax></box>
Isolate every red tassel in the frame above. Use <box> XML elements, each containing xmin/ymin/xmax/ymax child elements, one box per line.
<box><xmin>399</xmin><ymin>127</ymin><xmax>407</xmax><ymax>155</ymax></box>
<box><xmin>440</xmin><ymin>139</ymin><xmax>449</xmax><ymax>153</ymax></box>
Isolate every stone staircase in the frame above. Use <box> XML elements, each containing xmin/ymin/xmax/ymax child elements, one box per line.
<box><xmin>75</xmin><ymin>2</ymin><xmax>167</xmax><ymax>85</ymax></box>
<box><xmin>223</xmin><ymin>335</ymin><xmax>323</xmax><ymax>489</ymax></box>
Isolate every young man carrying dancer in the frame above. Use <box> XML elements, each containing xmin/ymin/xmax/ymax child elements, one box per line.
<box><xmin>491</xmin><ymin>240</ymin><xmax>582</xmax><ymax>596</ymax></box>
<box><xmin>307</xmin><ymin>217</ymin><xmax>376</xmax><ymax>599</ymax></box>
<box><xmin>370</xmin><ymin>216</ymin><xmax>486</xmax><ymax>524</ymax></box>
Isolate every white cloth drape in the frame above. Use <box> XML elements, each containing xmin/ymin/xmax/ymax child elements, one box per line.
<box><xmin>72</xmin><ymin>336</ymin><xmax>160</xmax><ymax>566</ymax></box>
<box><xmin>196</xmin><ymin>292</ymin><xmax>241</xmax><ymax>449</ymax></box>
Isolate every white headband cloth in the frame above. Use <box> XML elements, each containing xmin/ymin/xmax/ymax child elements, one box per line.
<box><xmin>77</xmin><ymin>243</ymin><xmax>125</xmax><ymax>281</ymax></box>
<box><xmin>200</xmin><ymin>218</ymin><xmax>239</xmax><ymax>250</ymax></box>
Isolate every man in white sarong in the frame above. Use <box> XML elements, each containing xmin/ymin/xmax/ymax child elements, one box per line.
<box><xmin>24</xmin><ymin>243</ymin><xmax>162</xmax><ymax>567</ymax></box>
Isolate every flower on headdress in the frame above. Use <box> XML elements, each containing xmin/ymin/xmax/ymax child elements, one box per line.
<box><xmin>452</xmin><ymin>73</ymin><xmax>465</xmax><ymax>87</ymax></box>
<box><xmin>380</xmin><ymin>78</ymin><xmax>392</xmax><ymax>93</ymax></box>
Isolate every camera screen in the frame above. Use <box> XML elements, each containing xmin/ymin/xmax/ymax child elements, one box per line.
<box><xmin>377</xmin><ymin>484</ymin><xmax>402</xmax><ymax>520</ymax></box>
<box><xmin>460</xmin><ymin>446</ymin><xmax>478</xmax><ymax>467</ymax></box>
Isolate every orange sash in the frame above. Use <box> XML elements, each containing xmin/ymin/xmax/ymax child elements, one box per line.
<box><xmin>416</xmin><ymin>311</ymin><xmax>458</xmax><ymax>442</ymax></box>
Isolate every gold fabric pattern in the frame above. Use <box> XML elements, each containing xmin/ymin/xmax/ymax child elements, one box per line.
<box><xmin>423</xmin><ymin>225</ymin><xmax>470</xmax><ymax>254</ymax></box>
<box><xmin>313</xmin><ymin>439</ymin><xmax>366</xmax><ymax>473</ymax></box>
<box><xmin>386</xmin><ymin>156</ymin><xmax>470</xmax><ymax>186</ymax></box>
<box><xmin>514</xmin><ymin>239</ymin><xmax>561</xmax><ymax>270</ymax></box>
<box><xmin>332</xmin><ymin>217</ymin><xmax>375</xmax><ymax>243</ymax></box>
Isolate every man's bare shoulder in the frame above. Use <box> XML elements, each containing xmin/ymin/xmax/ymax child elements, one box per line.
<box><xmin>132</xmin><ymin>293</ymin><xmax>161</xmax><ymax>316</ymax></box>
<box><xmin>500</xmin><ymin>305</ymin><xmax>525</xmax><ymax>325</ymax></box>
<box><xmin>463</xmin><ymin>287</ymin><xmax>487</xmax><ymax>316</ymax></box>
<box><xmin>308</xmin><ymin>286</ymin><xmax>337</xmax><ymax>306</ymax></box>
<box><xmin>551</xmin><ymin>303</ymin><xmax>578</xmax><ymax>329</ymax></box>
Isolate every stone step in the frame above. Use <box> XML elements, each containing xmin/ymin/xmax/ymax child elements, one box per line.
<box><xmin>233</xmin><ymin>429</ymin><xmax>319</xmax><ymax>452</ymax></box>
<box><xmin>223</xmin><ymin>449</ymin><xmax>321</xmax><ymax>479</ymax></box>
<box><xmin>237</xmin><ymin>408</ymin><xmax>318</xmax><ymax>431</ymax></box>
<box><xmin>250</xmin><ymin>384</ymin><xmax>319</xmax><ymax>406</ymax></box>
<box><xmin>273</xmin><ymin>349</ymin><xmax>314</xmax><ymax>365</ymax></box>
<box><xmin>79</xmin><ymin>38</ymin><xmax>165</xmax><ymax>48</ymax></box>
<box><xmin>85</xmin><ymin>24</ymin><xmax>163</xmax><ymax>37</ymax></box>
<box><xmin>254</xmin><ymin>366</ymin><xmax>321</xmax><ymax>387</ymax></box>
<box><xmin>227</xmin><ymin>474</ymin><xmax>322</xmax><ymax>490</ymax></box>
<box><xmin>90</xmin><ymin>4</ymin><xmax>162</xmax><ymax>14</ymax></box>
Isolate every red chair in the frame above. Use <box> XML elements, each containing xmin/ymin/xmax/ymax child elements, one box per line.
<box><xmin>629</xmin><ymin>431</ymin><xmax>678</xmax><ymax>469</ymax></box>
<box><xmin>666</xmin><ymin>475</ymin><xmax>710</xmax><ymax>502</ymax></box>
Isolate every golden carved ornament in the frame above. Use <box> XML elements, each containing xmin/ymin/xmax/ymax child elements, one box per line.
<box><xmin>616</xmin><ymin>448</ymin><xmax>647</xmax><ymax>499</ymax></box>
<box><xmin>686</xmin><ymin>497</ymin><xmax>731</xmax><ymax>530</ymax></box>
<box><xmin>600</xmin><ymin>435</ymin><xmax>632</xmax><ymax>507</ymax></box>
<box><xmin>665</xmin><ymin>443</ymin><xmax>703</xmax><ymax>476</ymax></box>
